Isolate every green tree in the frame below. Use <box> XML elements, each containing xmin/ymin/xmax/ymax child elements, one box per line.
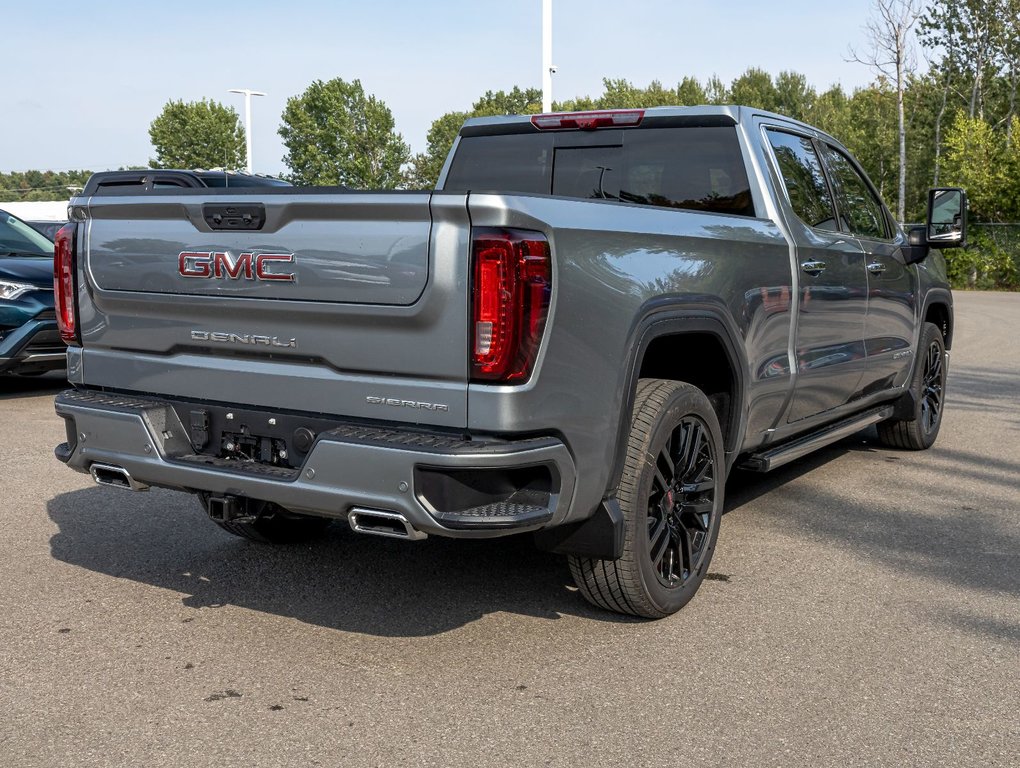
<box><xmin>676</xmin><ymin>76</ymin><xmax>708</xmax><ymax>105</ymax></box>
<box><xmin>0</xmin><ymin>170</ymin><xmax>92</xmax><ymax>202</ymax></box>
<box><xmin>704</xmin><ymin>75</ymin><xmax>729</xmax><ymax>104</ymax></box>
<box><xmin>729</xmin><ymin>68</ymin><xmax>780</xmax><ymax>112</ymax></box>
<box><xmin>279</xmin><ymin>78</ymin><xmax>410</xmax><ymax>188</ymax></box>
<box><xmin>472</xmin><ymin>86</ymin><xmax>543</xmax><ymax>116</ymax></box>
<box><xmin>847</xmin><ymin>82</ymin><xmax>900</xmax><ymax>202</ymax></box>
<box><xmin>940</xmin><ymin>112</ymin><xmax>1020</xmax><ymax>286</ymax></box>
<box><xmin>774</xmin><ymin>71</ymin><xmax>817</xmax><ymax>121</ymax></box>
<box><xmin>407</xmin><ymin>88</ymin><xmax>542</xmax><ymax>189</ymax></box>
<box><xmin>149</xmin><ymin>99</ymin><xmax>245</xmax><ymax>170</ymax></box>
<box><xmin>808</xmin><ymin>85</ymin><xmax>854</xmax><ymax>139</ymax></box>
<box><xmin>919</xmin><ymin>0</ymin><xmax>1009</xmax><ymax>120</ymax></box>
<box><xmin>942</xmin><ymin>110</ymin><xmax>1011</xmax><ymax>219</ymax></box>
<box><xmin>848</xmin><ymin>0</ymin><xmax>923</xmax><ymax>222</ymax></box>
<box><xmin>405</xmin><ymin>111</ymin><xmax>468</xmax><ymax>189</ymax></box>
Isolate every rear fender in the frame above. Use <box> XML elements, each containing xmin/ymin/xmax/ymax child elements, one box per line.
<box><xmin>609</xmin><ymin>303</ymin><xmax>749</xmax><ymax>491</ymax></box>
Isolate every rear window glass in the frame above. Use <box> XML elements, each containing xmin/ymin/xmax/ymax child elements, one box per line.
<box><xmin>445</xmin><ymin>127</ymin><xmax>755</xmax><ymax>217</ymax></box>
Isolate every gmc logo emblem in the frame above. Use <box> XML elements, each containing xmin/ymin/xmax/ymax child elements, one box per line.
<box><xmin>178</xmin><ymin>251</ymin><xmax>296</xmax><ymax>282</ymax></box>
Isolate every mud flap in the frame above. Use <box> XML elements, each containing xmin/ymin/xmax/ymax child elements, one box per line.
<box><xmin>533</xmin><ymin>498</ymin><xmax>624</xmax><ymax>560</ymax></box>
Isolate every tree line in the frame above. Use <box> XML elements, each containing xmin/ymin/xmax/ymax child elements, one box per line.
<box><xmin>2</xmin><ymin>0</ymin><xmax>1017</xmax><ymax>288</ymax></box>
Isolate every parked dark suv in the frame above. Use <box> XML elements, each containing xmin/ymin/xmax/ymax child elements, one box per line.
<box><xmin>0</xmin><ymin>209</ymin><xmax>62</xmax><ymax>376</ymax></box>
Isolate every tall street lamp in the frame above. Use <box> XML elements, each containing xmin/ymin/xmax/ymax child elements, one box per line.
<box><xmin>228</xmin><ymin>88</ymin><xmax>266</xmax><ymax>174</ymax></box>
<box><xmin>542</xmin><ymin>0</ymin><xmax>555</xmax><ymax>112</ymax></box>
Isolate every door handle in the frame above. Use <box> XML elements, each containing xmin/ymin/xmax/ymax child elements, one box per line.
<box><xmin>800</xmin><ymin>260</ymin><xmax>826</xmax><ymax>276</ymax></box>
<box><xmin>867</xmin><ymin>262</ymin><xmax>887</xmax><ymax>275</ymax></box>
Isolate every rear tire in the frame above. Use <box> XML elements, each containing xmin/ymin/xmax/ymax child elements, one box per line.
<box><xmin>569</xmin><ymin>379</ymin><xmax>725</xmax><ymax>619</ymax></box>
<box><xmin>877</xmin><ymin>322</ymin><xmax>947</xmax><ymax>450</ymax></box>
<box><xmin>198</xmin><ymin>495</ymin><xmax>332</xmax><ymax>544</ymax></box>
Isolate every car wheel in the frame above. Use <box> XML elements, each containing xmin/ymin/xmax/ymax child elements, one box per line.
<box><xmin>877</xmin><ymin>322</ymin><xmax>947</xmax><ymax>450</ymax></box>
<box><xmin>569</xmin><ymin>379</ymin><xmax>724</xmax><ymax>618</ymax></box>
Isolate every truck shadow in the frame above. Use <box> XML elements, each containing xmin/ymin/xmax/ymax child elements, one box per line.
<box><xmin>44</xmin><ymin>438</ymin><xmax>867</xmax><ymax>638</ymax></box>
<box><xmin>46</xmin><ymin>426</ymin><xmax>1018</xmax><ymax>640</ymax></box>
<box><xmin>724</xmin><ymin>433</ymin><xmax>1020</xmax><ymax>645</ymax></box>
<box><xmin>46</xmin><ymin>487</ymin><xmax>637</xmax><ymax>637</ymax></box>
<box><xmin>0</xmin><ymin>371</ymin><xmax>67</xmax><ymax>400</ymax></box>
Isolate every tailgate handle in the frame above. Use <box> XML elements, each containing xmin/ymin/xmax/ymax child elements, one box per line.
<box><xmin>203</xmin><ymin>203</ymin><xmax>266</xmax><ymax>231</ymax></box>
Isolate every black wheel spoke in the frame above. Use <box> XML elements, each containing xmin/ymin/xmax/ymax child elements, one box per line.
<box><xmin>918</xmin><ymin>340</ymin><xmax>945</xmax><ymax>433</ymax></box>
<box><xmin>681</xmin><ymin>423</ymin><xmax>704</xmax><ymax>478</ymax></box>
<box><xmin>678</xmin><ymin>525</ymin><xmax>695</xmax><ymax>578</ymax></box>
<box><xmin>682</xmin><ymin>501</ymin><xmax>713</xmax><ymax>521</ymax></box>
<box><xmin>653</xmin><ymin>465</ymin><xmax>671</xmax><ymax>495</ymax></box>
<box><xmin>680</xmin><ymin>479</ymin><xmax>714</xmax><ymax>494</ymax></box>
<box><xmin>659</xmin><ymin>436</ymin><xmax>675</xmax><ymax>476</ymax></box>
<box><xmin>648</xmin><ymin>515</ymin><xmax>670</xmax><ymax>569</ymax></box>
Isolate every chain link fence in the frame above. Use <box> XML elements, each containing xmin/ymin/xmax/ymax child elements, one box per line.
<box><xmin>944</xmin><ymin>223</ymin><xmax>1020</xmax><ymax>290</ymax></box>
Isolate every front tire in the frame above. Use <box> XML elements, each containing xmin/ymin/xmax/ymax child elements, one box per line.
<box><xmin>877</xmin><ymin>322</ymin><xmax>947</xmax><ymax>450</ymax></box>
<box><xmin>569</xmin><ymin>379</ymin><xmax>725</xmax><ymax>619</ymax></box>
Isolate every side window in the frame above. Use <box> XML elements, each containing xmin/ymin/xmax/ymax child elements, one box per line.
<box><xmin>765</xmin><ymin>129</ymin><xmax>838</xmax><ymax>232</ymax></box>
<box><xmin>819</xmin><ymin>145</ymin><xmax>889</xmax><ymax>240</ymax></box>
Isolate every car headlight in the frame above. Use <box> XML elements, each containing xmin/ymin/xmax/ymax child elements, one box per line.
<box><xmin>0</xmin><ymin>281</ymin><xmax>35</xmax><ymax>301</ymax></box>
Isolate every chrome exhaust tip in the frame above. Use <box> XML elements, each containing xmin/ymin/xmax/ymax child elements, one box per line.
<box><xmin>348</xmin><ymin>508</ymin><xmax>427</xmax><ymax>541</ymax></box>
<box><xmin>90</xmin><ymin>463</ymin><xmax>150</xmax><ymax>492</ymax></box>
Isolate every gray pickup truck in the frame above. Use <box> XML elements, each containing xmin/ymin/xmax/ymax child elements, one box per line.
<box><xmin>53</xmin><ymin>106</ymin><xmax>966</xmax><ymax>618</ymax></box>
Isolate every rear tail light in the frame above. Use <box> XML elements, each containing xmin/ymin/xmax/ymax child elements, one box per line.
<box><xmin>54</xmin><ymin>223</ymin><xmax>79</xmax><ymax>344</ymax></box>
<box><xmin>471</xmin><ymin>229</ymin><xmax>551</xmax><ymax>383</ymax></box>
<box><xmin>531</xmin><ymin>110</ymin><xmax>644</xmax><ymax>131</ymax></box>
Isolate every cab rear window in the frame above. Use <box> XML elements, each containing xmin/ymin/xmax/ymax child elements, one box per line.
<box><xmin>444</xmin><ymin>126</ymin><xmax>755</xmax><ymax>217</ymax></box>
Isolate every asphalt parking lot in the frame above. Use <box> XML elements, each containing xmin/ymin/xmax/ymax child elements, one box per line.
<box><xmin>1</xmin><ymin>291</ymin><xmax>1017</xmax><ymax>768</ymax></box>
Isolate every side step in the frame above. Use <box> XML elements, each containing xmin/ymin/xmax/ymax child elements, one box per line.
<box><xmin>740</xmin><ymin>405</ymin><xmax>894</xmax><ymax>473</ymax></box>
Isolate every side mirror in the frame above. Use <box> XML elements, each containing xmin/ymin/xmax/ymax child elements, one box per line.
<box><xmin>927</xmin><ymin>187</ymin><xmax>967</xmax><ymax>249</ymax></box>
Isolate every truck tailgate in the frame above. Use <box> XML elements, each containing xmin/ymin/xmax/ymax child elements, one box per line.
<box><xmin>77</xmin><ymin>191</ymin><xmax>471</xmax><ymax>428</ymax></box>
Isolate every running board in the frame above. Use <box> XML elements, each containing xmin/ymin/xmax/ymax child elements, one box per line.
<box><xmin>740</xmin><ymin>405</ymin><xmax>894</xmax><ymax>473</ymax></box>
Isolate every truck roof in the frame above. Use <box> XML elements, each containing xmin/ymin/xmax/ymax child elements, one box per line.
<box><xmin>459</xmin><ymin>105</ymin><xmax>832</xmax><ymax>141</ymax></box>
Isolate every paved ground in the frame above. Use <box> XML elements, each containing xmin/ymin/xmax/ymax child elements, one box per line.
<box><xmin>1</xmin><ymin>292</ymin><xmax>1017</xmax><ymax>768</ymax></box>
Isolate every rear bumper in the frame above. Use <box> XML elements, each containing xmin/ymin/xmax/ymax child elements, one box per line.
<box><xmin>54</xmin><ymin>389</ymin><xmax>577</xmax><ymax>538</ymax></box>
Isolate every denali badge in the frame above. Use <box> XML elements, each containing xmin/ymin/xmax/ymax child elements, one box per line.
<box><xmin>366</xmin><ymin>396</ymin><xmax>449</xmax><ymax>412</ymax></box>
<box><xmin>179</xmin><ymin>251</ymin><xmax>296</xmax><ymax>282</ymax></box>
<box><xmin>191</xmin><ymin>330</ymin><xmax>297</xmax><ymax>348</ymax></box>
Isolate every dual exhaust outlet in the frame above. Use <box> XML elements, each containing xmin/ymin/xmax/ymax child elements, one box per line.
<box><xmin>90</xmin><ymin>463</ymin><xmax>150</xmax><ymax>492</ymax></box>
<box><xmin>348</xmin><ymin>508</ymin><xmax>427</xmax><ymax>541</ymax></box>
<box><xmin>89</xmin><ymin>463</ymin><xmax>425</xmax><ymax>541</ymax></box>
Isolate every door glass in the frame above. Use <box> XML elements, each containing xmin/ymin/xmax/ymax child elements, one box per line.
<box><xmin>765</xmin><ymin>129</ymin><xmax>838</xmax><ymax>232</ymax></box>
<box><xmin>819</xmin><ymin>144</ymin><xmax>889</xmax><ymax>240</ymax></box>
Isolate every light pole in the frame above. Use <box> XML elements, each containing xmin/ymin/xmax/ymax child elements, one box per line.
<box><xmin>542</xmin><ymin>0</ymin><xmax>555</xmax><ymax>112</ymax></box>
<box><xmin>228</xmin><ymin>88</ymin><xmax>266</xmax><ymax>174</ymax></box>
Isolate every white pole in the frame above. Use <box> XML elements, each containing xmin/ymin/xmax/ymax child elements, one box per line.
<box><xmin>228</xmin><ymin>88</ymin><xmax>266</xmax><ymax>174</ymax></box>
<box><xmin>542</xmin><ymin>0</ymin><xmax>553</xmax><ymax>112</ymax></box>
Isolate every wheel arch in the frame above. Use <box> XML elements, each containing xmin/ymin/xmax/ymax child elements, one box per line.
<box><xmin>536</xmin><ymin>303</ymin><xmax>749</xmax><ymax>562</ymax></box>
<box><xmin>922</xmin><ymin>290</ymin><xmax>954</xmax><ymax>349</ymax></box>
<box><xmin>609</xmin><ymin>303</ymin><xmax>749</xmax><ymax>491</ymax></box>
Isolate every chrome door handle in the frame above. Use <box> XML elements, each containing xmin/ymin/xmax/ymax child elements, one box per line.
<box><xmin>800</xmin><ymin>260</ymin><xmax>826</xmax><ymax>276</ymax></box>
<box><xmin>867</xmin><ymin>262</ymin><xmax>887</xmax><ymax>274</ymax></box>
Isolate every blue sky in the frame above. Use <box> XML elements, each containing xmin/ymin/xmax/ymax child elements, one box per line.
<box><xmin>3</xmin><ymin>0</ymin><xmax>905</xmax><ymax>176</ymax></box>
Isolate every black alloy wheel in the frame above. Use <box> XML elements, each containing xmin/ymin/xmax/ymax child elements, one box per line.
<box><xmin>919</xmin><ymin>335</ymin><xmax>944</xmax><ymax>434</ymax></box>
<box><xmin>877</xmin><ymin>321</ymin><xmax>947</xmax><ymax>450</ymax></box>
<box><xmin>647</xmin><ymin>416</ymin><xmax>716</xmax><ymax>588</ymax></box>
<box><xmin>569</xmin><ymin>379</ymin><xmax>724</xmax><ymax>618</ymax></box>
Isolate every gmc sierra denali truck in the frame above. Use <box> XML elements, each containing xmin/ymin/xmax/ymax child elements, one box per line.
<box><xmin>53</xmin><ymin>106</ymin><xmax>966</xmax><ymax>618</ymax></box>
